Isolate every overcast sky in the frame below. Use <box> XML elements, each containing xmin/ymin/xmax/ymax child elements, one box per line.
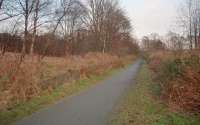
<box><xmin>1</xmin><ymin>0</ymin><xmax>182</xmax><ymax>38</ymax></box>
<box><xmin>121</xmin><ymin>0</ymin><xmax>182</xmax><ymax>38</ymax></box>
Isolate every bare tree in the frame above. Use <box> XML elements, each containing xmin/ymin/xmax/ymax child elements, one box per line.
<box><xmin>51</xmin><ymin>0</ymin><xmax>77</xmax><ymax>34</ymax></box>
<box><xmin>167</xmin><ymin>31</ymin><xmax>185</xmax><ymax>50</ymax></box>
<box><xmin>30</xmin><ymin>0</ymin><xmax>51</xmax><ymax>56</ymax></box>
<box><xmin>0</xmin><ymin>0</ymin><xmax>21</xmax><ymax>22</ymax></box>
<box><xmin>142</xmin><ymin>36</ymin><xmax>150</xmax><ymax>51</ymax></box>
<box><xmin>188</xmin><ymin>0</ymin><xmax>193</xmax><ymax>49</ymax></box>
<box><xmin>87</xmin><ymin>0</ymin><xmax>132</xmax><ymax>53</ymax></box>
<box><xmin>2</xmin><ymin>0</ymin><xmax>36</xmax><ymax>61</ymax></box>
<box><xmin>192</xmin><ymin>0</ymin><xmax>200</xmax><ymax>49</ymax></box>
<box><xmin>59</xmin><ymin>0</ymin><xmax>87</xmax><ymax>54</ymax></box>
<box><xmin>142</xmin><ymin>33</ymin><xmax>165</xmax><ymax>51</ymax></box>
<box><xmin>179</xmin><ymin>0</ymin><xmax>200</xmax><ymax>50</ymax></box>
<box><xmin>0</xmin><ymin>0</ymin><xmax>136</xmax><ymax>58</ymax></box>
<box><xmin>104</xmin><ymin>6</ymin><xmax>132</xmax><ymax>53</ymax></box>
<box><xmin>87</xmin><ymin>0</ymin><xmax>105</xmax><ymax>52</ymax></box>
<box><xmin>10</xmin><ymin>0</ymin><xmax>35</xmax><ymax>61</ymax></box>
<box><xmin>29</xmin><ymin>0</ymin><xmax>40</xmax><ymax>56</ymax></box>
<box><xmin>34</xmin><ymin>0</ymin><xmax>85</xmax><ymax>58</ymax></box>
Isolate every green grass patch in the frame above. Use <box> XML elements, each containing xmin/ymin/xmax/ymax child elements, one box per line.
<box><xmin>108</xmin><ymin>63</ymin><xmax>200</xmax><ymax>125</ymax></box>
<box><xmin>0</xmin><ymin>66</ymin><xmax>125</xmax><ymax>125</ymax></box>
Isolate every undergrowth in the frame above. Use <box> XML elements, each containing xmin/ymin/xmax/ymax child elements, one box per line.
<box><xmin>0</xmin><ymin>52</ymin><xmax>135</xmax><ymax>124</ymax></box>
<box><xmin>148</xmin><ymin>51</ymin><xmax>200</xmax><ymax>114</ymax></box>
<box><xmin>0</xmin><ymin>64</ymin><xmax>124</xmax><ymax>125</ymax></box>
<box><xmin>109</xmin><ymin>62</ymin><xmax>200</xmax><ymax>125</ymax></box>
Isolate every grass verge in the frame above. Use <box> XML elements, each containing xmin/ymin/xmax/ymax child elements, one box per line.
<box><xmin>0</xmin><ymin>65</ymin><xmax>128</xmax><ymax>125</ymax></box>
<box><xmin>108</xmin><ymin>62</ymin><xmax>200</xmax><ymax>125</ymax></box>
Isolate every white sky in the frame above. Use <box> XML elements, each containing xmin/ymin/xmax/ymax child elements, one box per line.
<box><xmin>121</xmin><ymin>0</ymin><xmax>182</xmax><ymax>38</ymax></box>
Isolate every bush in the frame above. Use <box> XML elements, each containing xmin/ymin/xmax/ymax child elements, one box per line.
<box><xmin>163</xmin><ymin>67</ymin><xmax>200</xmax><ymax>113</ymax></box>
<box><xmin>148</xmin><ymin>51</ymin><xmax>200</xmax><ymax>114</ymax></box>
<box><xmin>156</xmin><ymin>59</ymin><xmax>183</xmax><ymax>84</ymax></box>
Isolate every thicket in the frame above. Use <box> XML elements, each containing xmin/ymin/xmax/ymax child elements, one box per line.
<box><xmin>147</xmin><ymin>51</ymin><xmax>200</xmax><ymax>114</ymax></box>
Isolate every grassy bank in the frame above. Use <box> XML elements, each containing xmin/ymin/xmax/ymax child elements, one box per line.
<box><xmin>108</xmin><ymin>62</ymin><xmax>200</xmax><ymax>125</ymax></box>
<box><xmin>0</xmin><ymin>64</ymin><xmax>129</xmax><ymax>125</ymax></box>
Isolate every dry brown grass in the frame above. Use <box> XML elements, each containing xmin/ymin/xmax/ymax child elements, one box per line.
<box><xmin>0</xmin><ymin>52</ymin><xmax>135</xmax><ymax>111</ymax></box>
<box><xmin>0</xmin><ymin>54</ymin><xmax>42</xmax><ymax>110</ymax></box>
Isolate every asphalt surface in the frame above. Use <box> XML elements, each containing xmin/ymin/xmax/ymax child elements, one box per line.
<box><xmin>14</xmin><ymin>59</ymin><xmax>142</xmax><ymax>125</ymax></box>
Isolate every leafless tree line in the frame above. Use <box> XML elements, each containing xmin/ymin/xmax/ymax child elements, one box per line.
<box><xmin>141</xmin><ymin>33</ymin><xmax>166</xmax><ymax>51</ymax></box>
<box><xmin>179</xmin><ymin>0</ymin><xmax>200</xmax><ymax>50</ymax></box>
<box><xmin>0</xmin><ymin>0</ymin><xmax>138</xmax><ymax>62</ymax></box>
<box><xmin>142</xmin><ymin>0</ymin><xmax>200</xmax><ymax>52</ymax></box>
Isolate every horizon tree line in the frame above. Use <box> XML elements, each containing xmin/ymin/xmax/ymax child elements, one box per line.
<box><xmin>0</xmin><ymin>0</ymin><xmax>139</xmax><ymax>62</ymax></box>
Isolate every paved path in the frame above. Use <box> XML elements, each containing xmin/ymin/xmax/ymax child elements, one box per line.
<box><xmin>14</xmin><ymin>59</ymin><xmax>142</xmax><ymax>125</ymax></box>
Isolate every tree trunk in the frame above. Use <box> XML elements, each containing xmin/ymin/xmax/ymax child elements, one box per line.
<box><xmin>198</xmin><ymin>23</ymin><xmax>200</xmax><ymax>49</ymax></box>
<box><xmin>20</xmin><ymin>1</ymin><xmax>29</xmax><ymax>63</ymax></box>
<box><xmin>102</xmin><ymin>39</ymin><xmax>106</xmax><ymax>54</ymax></box>
<box><xmin>189</xmin><ymin>1</ymin><xmax>193</xmax><ymax>50</ymax></box>
<box><xmin>21</xmin><ymin>18</ymin><xmax>28</xmax><ymax>61</ymax></box>
<box><xmin>194</xmin><ymin>24</ymin><xmax>198</xmax><ymax>49</ymax></box>
<box><xmin>30</xmin><ymin>0</ymin><xmax>40</xmax><ymax>57</ymax></box>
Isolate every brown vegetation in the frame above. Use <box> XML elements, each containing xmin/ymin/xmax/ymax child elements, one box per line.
<box><xmin>0</xmin><ymin>0</ymin><xmax>139</xmax><ymax>58</ymax></box>
<box><xmin>0</xmin><ymin>52</ymin><xmax>135</xmax><ymax>111</ymax></box>
<box><xmin>0</xmin><ymin>0</ymin><xmax>139</xmax><ymax>111</ymax></box>
<box><xmin>164</xmin><ymin>68</ymin><xmax>200</xmax><ymax>113</ymax></box>
<box><xmin>147</xmin><ymin>51</ymin><xmax>200</xmax><ymax>114</ymax></box>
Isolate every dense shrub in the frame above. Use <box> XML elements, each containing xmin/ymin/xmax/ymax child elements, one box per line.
<box><xmin>163</xmin><ymin>68</ymin><xmax>200</xmax><ymax>113</ymax></box>
<box><xmin>148</xmin><ymin>51</ymin><xmax>200</xmax><ymax>114</ymax></box>
<box><xmin>156</xmin><ymin>59</ymin><xmax>183</xmax><ymax>84</ymax></box>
